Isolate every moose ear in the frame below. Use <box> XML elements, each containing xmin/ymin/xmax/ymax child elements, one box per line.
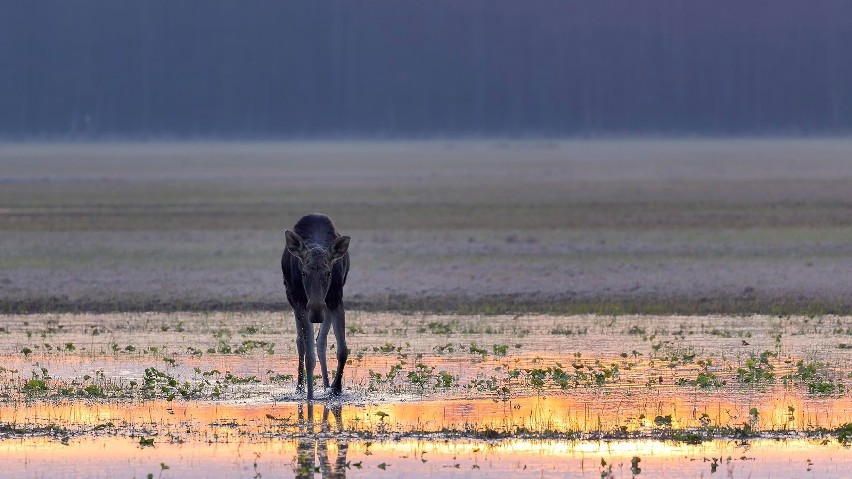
<box><xmin>285</xmin><ymin>230</ymin><xmax>307</xmax><ymax>259</ymax></box>
<box><xmin>329</xmin><ymin>236</ymin><xmax>350</xmax><ymax>261</ymax></box>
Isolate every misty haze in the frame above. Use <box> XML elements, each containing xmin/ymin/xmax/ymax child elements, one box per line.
<box><xmin>2</xmin><ymin>1</ymin><xmax>851</xmax><ymax>138</ymax></box>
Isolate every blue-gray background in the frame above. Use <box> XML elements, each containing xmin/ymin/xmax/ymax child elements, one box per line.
<box><xmin>2</xmin><ymin>1</ymin><xmax>852</xmax><ymax>138</ymax></box>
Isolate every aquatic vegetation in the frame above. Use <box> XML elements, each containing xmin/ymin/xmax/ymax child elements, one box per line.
<box><xmin>736</xmin><ymin>351</ymin><xmax>776</xmax><ymax>384</ymax></box>
<box><xmin>0</xmin><ymin>311</ymin><xmax>849</xmax><ymax>478</ymax></box>
<box><xmin>837</xmin><ymin>423</ymin><xmax>852</xmax><ymax>444</ymax></box>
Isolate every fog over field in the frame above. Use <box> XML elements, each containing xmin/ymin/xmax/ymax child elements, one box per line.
<box><xmin>2</xmin><ymin>139</ymin><xmax>851</xmax><ymax>314</ymax></box>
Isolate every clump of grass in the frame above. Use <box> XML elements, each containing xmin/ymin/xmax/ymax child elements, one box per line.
<box><xmin>492</xmin><ymin>344</ymin><xmax>508</xmax><ymax>356</ymax></box>
<box><xmin>654</xmin><ymin>415</ymin><xmax>673</xmax><ymax>427</ymax></box>
<box><xmin>676</xmin><ymin>371</ymin><xmax>724</xmax><ymax>389</ymax></box>
<box><xmin>836</xmin><ymin>423</ymin><xmax>852</xmax><ymax>444</ymax></box>
<box><xmin>373</xmin><ymin>343</ymin><xmax>402</xmax><ymax>354</ymax></box>
<box><xmin>23</xmin><ymin>378</ymin><xmax>48</xmax><ymax>392</ymax></box>
<box><xmin>627</xmin><ymin>325</ymin><xmax>646</xmax><ymax>336</ymax></box>
<box><xmin>468</xmin><ymin>343</ymin><xmax>488</xmax><ymax>356</ymax></box>
<box><xmin>783</xmin><ymin>360</ymin><xmax>845</xmax><ymax>396</ymax></box>
<box><xmin>239</xmin><ymin>325</ymin><xmax>258</xmax><ymax>335</ymax></box>
<box><xmin>696</xmin><ymin>371</ymin><xmax>724</xmax><ymax>388</ymax></box>
<box><xmin>435</xmin><ymin>370</ymin><xmax>455</xmax><ymax>388</ymax></box>
<box><xmin>422</xmin><ymin>321</ymin><xmax>453</xmax><ymax>335</ymax></box>
<box><xmin>736</xmin><ymin>351</ymin><xmax>776</xmax><ymax>383</ymax></box>
<box><xmin>83</xmin><ymin>384</ymin><xmax>103</xmax><ymax>397</ymax></box>
<box><xmin>550</xmin><ymin>326</ymin><xmax>588</xmax><ymax>336</ymax></box>
<box><xmin>406</xmin><ymin>362</ymin><xmax>435</xmax><ymax>392</ymax></box>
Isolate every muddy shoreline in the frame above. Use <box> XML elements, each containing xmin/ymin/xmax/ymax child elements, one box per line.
<box><xmin>3</xmin><ymin>292</ymin><xmax>852</xmax><ymax>316</ymax></box>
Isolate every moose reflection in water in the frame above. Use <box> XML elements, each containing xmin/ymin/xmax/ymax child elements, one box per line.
<box><xmin>293</xmin><ymin>403</ymin><xmax>348</xmax><ymax>479</ymax></box>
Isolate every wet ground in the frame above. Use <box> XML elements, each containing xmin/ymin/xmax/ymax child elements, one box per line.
<box><xmin>0</xmin><ymin>312</ymin><xmax>850</xmax><ymax>477</ymax></box>
<box><xmin>3</xmin><ymin>140</ymin><xmax>852</xmax><ymax>315</ymax></box>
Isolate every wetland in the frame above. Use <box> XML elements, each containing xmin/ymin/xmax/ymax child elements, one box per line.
<box><xmin>0</xmin><ymin>312</ymin><xmax>849</xmax><ymax>478</ymax></box>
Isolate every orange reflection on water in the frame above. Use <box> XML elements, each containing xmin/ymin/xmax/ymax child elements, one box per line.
<box><xmin>2</xmin><ymin>435</ymin><xmax>851</xmax><ymax>479</ymax></box>
<box><xmin>1</xmin><ymin>388</ymin><xmax>850</xmax><ymax>437</ymax></box>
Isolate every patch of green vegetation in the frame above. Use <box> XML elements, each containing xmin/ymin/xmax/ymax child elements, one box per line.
<box><xmin>435</xmin><ymin>370</ymin><xmax>455</xmax><ymax>388</ymax></box>
<box><xmin>492</xmin><ymin>344</ymin><xmax>508</xmax><ymax>356</ymax></box>
<box><xmin>239</xmin><ymin>325</ymin><xmax>258</xmax><ymax>335</ymax></box>
<box><xmin>373</xmin><ymin>343</ymin><xmax>402</xmax><ymax>354</ymax></box>
<box><xmin>696</xmin><ymin>371</ymin><xmax>724</xmax><ymax>388</ymax></box>
<box><xmin>223</xmin><ymin>372</ymin><xmax>260</xmax><ymax>384</ymax></box>
<box><xmin>627</xmin><ymin>325</ymin><xmax>646</xmax><ymax>335</ymax></box>
<box><xmin>468</xmin><ymin>343</ymin><xmax>488</xmax><ymax>356</ymax></box>
<box><xmin>782</xmin><ymin>360</ymin><xmax>845</xmax><ymax>396</ymax></box>
<box><xmin>233</xmin><ymin>339</ymin><xmax>275</xmax><ymax>355</ymax></box>
<box><xmin>269</xmin><ymin>373</ymin><xmax>294</xmax><ymax>382</ymax></box>
<box><xmin>83</xmin><ymin>384</ymin><xmax>103</xmax><ymax>397</ymax></box>
<box><xmin>142</xmin><ymin>366</ymin><xmax>220</xmax><ymax>400</ymax></box>
<box><xmin>421</xmin><ymin>321</ymin><xmax>453</xmax><ymax>335</ymax></box>
<box><xmin>93</xmin><ymin>422</ymin><xmax>114</xmax><ymax>431</ymax></box>
<box><xmin>550</xmin><ymin>326</ymin><xmax>588</xmax><ymax>335</ymax></box>
<box><xmin>405</xmin><ymin>363</ymin><xmax>434</xmax><ymax>392</ymax></box>
<box><xmin>672</xmin><ymin>431</ymin><xmax>703</xmax><ymax>444</ymax></box>
<box><xmin>23</xmin><ymin>378</ymin><xmax>48</xmax><ymax>392</ymax></box>
<box><xmin>736</xmin><ymin>351</ymin><xmax>776</xmax><ymax>383</ymax></box>
<box><xmin>654</xmin><ymin>415</ymin><xmax>673</xmax><ymax>427</ymax></box>
<box><xmin>677</xmin><ymin>371</ymin><xmax>725</xmax><ymax>389</ymax></box>
<box><xmin>836</xmin><ymin>423</ymin><xmax>852</xmax><ymax>444</ymax></box>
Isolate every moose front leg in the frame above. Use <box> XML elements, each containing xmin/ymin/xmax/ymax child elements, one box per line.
<box><xmin>316</xmin><ymin>311</ymin><xmax>333</xmax><ymax>390</ymax></box>
<box><xmin>294</xmin><ymin>309</ymin><xmax>306</xmax><ymax>394</ymax></box>
<box><xmin>330</xmin><ymin>307</ymin><xmax>348</xmax><ymax>396</ymax></box>
<box><xmin>300</xmin><ymin>319</ymin><xmax>317</xmax><ymax>400</ymax></box>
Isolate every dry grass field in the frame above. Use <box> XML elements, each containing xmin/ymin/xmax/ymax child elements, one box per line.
<box><xmin>2</xmin><ymin>139</ymin><xmax>852</xmax><ymax>314</ymax></box>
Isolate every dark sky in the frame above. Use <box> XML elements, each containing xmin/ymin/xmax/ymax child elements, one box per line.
<box><xmin>2</xmin><ymin>1</ymin><xmax>851</xmax><ymax>138</ymax></box>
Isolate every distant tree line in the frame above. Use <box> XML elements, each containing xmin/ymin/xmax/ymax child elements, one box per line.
<box><xmin>2</xmin><ymin>1</ymin><xmax>851</xmax><ymax>138</ymax></box>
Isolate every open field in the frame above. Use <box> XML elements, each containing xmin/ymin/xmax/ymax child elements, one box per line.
<box><xmin>2</xmin><ymin>139</ymin><xmax>852</xmax><ymax>314</ymax></box>
<box><xmin>0</xmin><ymin>312</ymin><xmax>850</xmax><ymax>478</ymax></box>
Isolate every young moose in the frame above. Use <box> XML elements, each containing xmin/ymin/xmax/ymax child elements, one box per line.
<box><xmin>281</xmin><ymin>213</ymin><xmax>350</xmax><ymax>400</ymax></box>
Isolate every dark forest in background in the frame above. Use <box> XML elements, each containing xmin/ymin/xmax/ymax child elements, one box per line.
<box><xmin>2</xmin><ymin>1</ymin><xmax>852</xmax><ymax>138</ymax></box>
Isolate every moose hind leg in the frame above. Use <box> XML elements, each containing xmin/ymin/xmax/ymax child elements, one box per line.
<box><xmin>330</xmin><ymin>308</ymin><xmax>348</xmax><ymax>395</ymax></box>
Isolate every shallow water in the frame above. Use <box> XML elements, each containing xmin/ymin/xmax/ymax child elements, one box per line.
<box><xmin>4</xmin><ymin>436</ymin><xmax>851</xmax><ymax>478</ymax></box>
<box><xmin>0</xmin><ymin>312</ymin><xmax>849</xmax><ymax>477</ymax></box>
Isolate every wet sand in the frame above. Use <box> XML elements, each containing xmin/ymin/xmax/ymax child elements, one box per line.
<box><xmin>0</xmin><ymin>312</ymin><xmax>849</xmax><ymax>477</ymax></box>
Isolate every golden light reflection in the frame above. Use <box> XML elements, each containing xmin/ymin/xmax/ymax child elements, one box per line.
<box><xmin>1</xmin><ymin>389</ymin><xmax>849</xmax><ymax>438</ymax></box>
<box><xmin>2</xmin><ymin>435</ymin><xmax>850</xmax><ymax>479</ymax></box>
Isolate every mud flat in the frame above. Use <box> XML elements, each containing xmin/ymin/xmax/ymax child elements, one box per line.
<box><xmin>0</xmin><ymin>312</ymin><xmax>849</xmax><ymax>477</ymax></box>
<box><xmin>3</xmin><ymin>140</ymin><xmax>852</xmax><ymax>315</ymax></box>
